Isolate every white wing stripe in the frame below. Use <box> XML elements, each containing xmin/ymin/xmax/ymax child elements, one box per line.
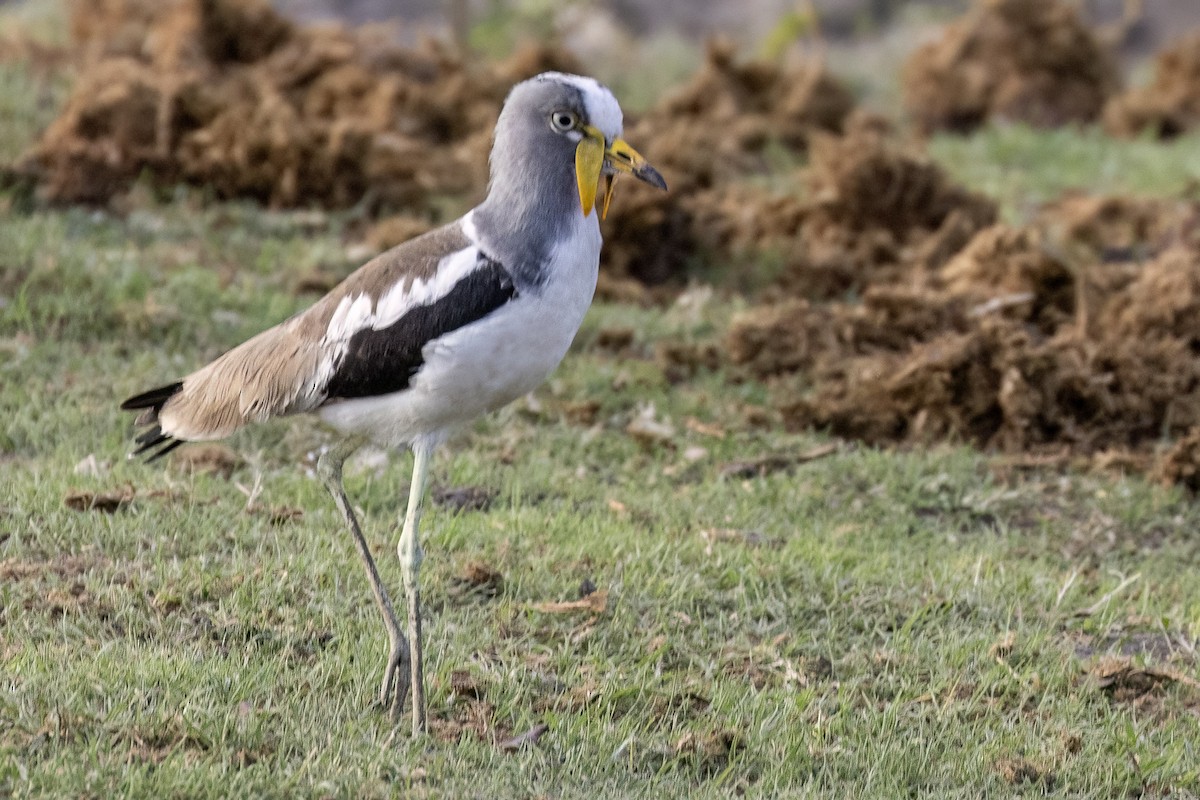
<box><xmin>323</xmin><ymin>214</ymin><xmax>486</xmax><ymax>345</ymax></box>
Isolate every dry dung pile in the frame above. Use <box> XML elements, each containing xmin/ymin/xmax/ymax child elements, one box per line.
<box><xmin>1105</xmin><ymin>32</ymin><xmax>1200</xmax><ymax>139</ymax></box>
<box><xmin>20</xmin><ymin>0</ymin><xmax>580</xmax><ymax>211</ymax></box>
<box><xmin>679</xmin><ymin>125</ymin><xmax>997</xmax><ymax>302</ymax></box>
<box><xmin>600</xmin><ymin>40</ymin><xmax>856</xmax><ymax>286</ymax></box>
<box><xmin>1154</xmin><ymin>427</ymin><xmax>1200</xmax><ymax>492</ymax></box>
<box><xmin>1037</xmin><ymin>193</ymin><xmax>1192</xmax><ymax>259</ymax></box>
<box><xmin>23</xmin><ymin>9</ymin><xmax>860</xmax><ymax>291</ymax></box>
<box><xmin>783</xmin><ymin>126</ymin><xmax>998</xmax><ymax>294</ymax></box>
<box><xmin>726</xmin><ymin>176</ymin><xmax>1200</xmax><ymax>479</ymax></box>
<box><xmin>902</xmin><ymin>0</ymin><xmax>1120</xmax><ymax>133</ymax></box>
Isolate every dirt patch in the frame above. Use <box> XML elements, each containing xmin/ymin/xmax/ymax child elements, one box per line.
<box><xmin>0</xmin><ymin>553</ymin><xmax>111</xmax><ymax>581</ymax></box>
<box><xmin>994</xmin><ymin>756</ymin><xmax>1055</xmax><ymax>789</ymax></box>
<box><xmin>671</xmin><ymin>728</ymin><xmax>745</xmax><ymax>778</ymax></box>
<box><xmin>601</xmin><ymin>39</ymin><xmax>856</xmax><ymax>285</ymax></box>
<box><xmin>902</xmin><ymin>0</ymin><xmax>1120</xmax><ymax>134</ymax></box>
<box><xmin>777</xmin><ymin>284</ymin><xmax>1200</xmax><ymax>457</ymax></box>
<box><xmin>692</xmin><ymin>125</ymin><xmax>997</xmax><ymax>308</ymax></box>
<box><xmin>63</xmin><ymin>486</ymin><xmax>135</xmax><ymax>512</ymax></box>
<box><xmin>1036</xmin><ymin>193</ymin><xmax>1196</xmax><ymax>261</ymax></box>
<box><xmin>1153</xmin><ymin>427</ymin><xmax>1200</xmax><ymax>492</ymax></box>
<box><xmin>431</xmin><ymin>485</ymin><xmax>496</xmax><ymax>513</ymax></box>
<box><xmin>429</xmin><ymin>697</ymin><xmax>505</xmax><ymax>744</ymax></box>
<box><xmin>19</xmin><ymin>6</ymin><xmax>862</xmax><ymax>293</ymax></box>
<box><xmin>1106</xmin><ymin>32</ymin><xmax>1200</xmax><ymax>139</ymax></box>
<box><xmin>719</xmin><ymin>137</ymin><xmax>1200</xmax><ymax>483</ymax></box>
<box><xmin>448</xmin><ymin>560</ymin><xmax>504</xmax><ymax>602</ymax></box>
<box><xmin>1086</xmin><ymin>656</ymin><xmax>1200</xmax><ymax>704</ymax></box>
<box><xmin>786</xmin><ymin>127</ymin><xmax>998</xmax><ymax>295</ymax></box>
<box><xmin>170</xmin><ymin>442</ymin><xmax>241</xmax><ymax>477</ymax></box>
<box><xmin>19</xmin><ymin>0</ymin><xmax>580</xmax><ymax>214</ymax></box>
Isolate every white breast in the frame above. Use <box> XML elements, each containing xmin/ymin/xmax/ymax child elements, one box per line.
<box><xmin>318</xmin><ymin>215</ymin><xmax>601</xmax><ymax>448</ymax></box>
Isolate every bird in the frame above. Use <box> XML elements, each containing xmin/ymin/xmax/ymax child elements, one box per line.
<box><xmin>119</xmin><ymin>72</ymin><xmax>667</xmax><ymax>736</ymax></box>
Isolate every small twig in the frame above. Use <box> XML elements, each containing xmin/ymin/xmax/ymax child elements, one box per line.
<box><xmin>499</xmin><ymin>723</ymin><xmax>549</xmax><ymax>752</ymax></box>
<box><xmin>720</xmin><ymin>442</ymin><xmax>840</xmax><ymax>479</ymax></box>
<box><xmin>1054</xmin><ymin>568</ymin><xmax>1079</xmax><ymax>610</ymax></box>
<box><xmin>234</xmin><ymin>466</ymin><xmax>264</xmax><ymax>511</ymax></box>
<box><xmin>1075</xmin><ymin>572</ymin><xmax>1141</xmax><ymax>617</ymax></box>
<box><xmin>967</xmin><ymin>292</ymin><xmax>1035</xmax><ymax>318</ymax></box>
<box><xmin>529</xmin><ymin>589</ymin><xmax>608</xmax><ymax>615</ymax></box>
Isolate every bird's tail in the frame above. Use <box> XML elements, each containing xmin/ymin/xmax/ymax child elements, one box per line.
<box><xmin>120</xmin><ymin>382</ymin><xmax>185</xmax><ymax>461</ymax></box>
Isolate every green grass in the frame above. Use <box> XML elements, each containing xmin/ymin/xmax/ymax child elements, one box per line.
<box><xmin>930</xmin><ymin>125</ymin><xmax>1200</xmax><ymax>222</ymax></box>
<box><xmin>2</xmin><ymin>189</ymin><xmax>1199</xmax><ymax>799</ymax></box>
<box><xmin>0</xmin><ymin>61</ymin><xmax>66</xmax><ymax>167</ymax></box>
<box><xmin>1</xmin><ymin>34</ymin><xmax>1200</xmax><ymax>799</ymax></box>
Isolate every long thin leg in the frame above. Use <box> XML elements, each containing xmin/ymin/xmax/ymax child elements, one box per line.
<box><xmin>316</xmin><ymin>439</ymin><xmax>411</xmax><ymax>720</ymax></box>
<box><xmin>397</xmin><ymin>440</ymin><xmax>434</xmax><ymax>736</ymax></box>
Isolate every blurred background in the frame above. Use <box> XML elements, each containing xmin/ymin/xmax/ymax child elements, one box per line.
<box><xmin>5</xmin><ymin>4</ymin><xmax>1200</xmax><ymax>791</ymax></box>
<box><xmin>272</xmin><ymin>0</ymin><xmax>1198</xmax><ymax>55</ymax></box>
<box><xmin>4</xmin><ymin>0</ymin><xmax>1200</xmax><ymax>479</ymax></box>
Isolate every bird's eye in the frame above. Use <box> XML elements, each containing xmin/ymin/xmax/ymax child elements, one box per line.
<box><xmin>550</xmin><ymin>110</ymin><xmax>577</xmax><ymax>133</ymax></box>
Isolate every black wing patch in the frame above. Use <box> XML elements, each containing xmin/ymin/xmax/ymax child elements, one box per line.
<box><xmin>323</xmin><ymin>255</ymin><xmax>518</xmax><ymax>401</ymax></box>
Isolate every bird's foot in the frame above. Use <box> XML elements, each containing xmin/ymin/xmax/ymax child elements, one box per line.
<box><xmin>377</xmin><ymin>635</ymin><xmax>412</xmax><ymax>722</ymax></box>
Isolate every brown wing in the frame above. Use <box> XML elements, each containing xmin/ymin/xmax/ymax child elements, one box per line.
<box><xmin>122</xmin><ymin>220</ymin><xmax>471</xmax><ymax>453</ymax></box>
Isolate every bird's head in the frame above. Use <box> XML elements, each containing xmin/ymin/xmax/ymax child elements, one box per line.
<box><xmin>491</xmin><ymin>72</ymin><xmax>667</xmax><ymax>220</ymax></box>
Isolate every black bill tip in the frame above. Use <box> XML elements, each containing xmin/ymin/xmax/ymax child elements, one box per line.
<box><xmin>634</xmin><ymin>163</ymin><xmax>668</xmax><ymax>191</ymax></box>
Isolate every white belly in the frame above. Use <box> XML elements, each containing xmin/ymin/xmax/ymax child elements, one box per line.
<box><xmin>318</xmin><ymin>221</ymin><xmax>600</xmax><ymax>448</ymax></box>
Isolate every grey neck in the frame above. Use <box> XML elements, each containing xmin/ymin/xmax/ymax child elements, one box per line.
<box><xmin>472</xmin><ymin>138</ymin><xmax>581</xmax><ymax>289</ymax></box>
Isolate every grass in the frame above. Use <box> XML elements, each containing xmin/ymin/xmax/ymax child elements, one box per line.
<box><xmin>2</xmin><ymin>34</ymin><xmax>1200</xmax><ymax>800</ymax></box>
<box><xmin>930</xmin><ymin>124</ymin><xmax>1200</xmax><ymax>222</ymax></box>
<box><xmin>4</xmin><ymin>185</ymin><xmax>1200</xmax><ymax>799</ymax></box>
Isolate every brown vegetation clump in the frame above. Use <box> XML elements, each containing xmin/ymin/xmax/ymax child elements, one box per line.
<box><xmin>790</xmin><ymin>128</ymin><xmax>998</xmax><ymax>293</ymax></box>
<box><xmin>902</xmin><ymin>0</ymin><xmax>1120</xmax><ymax>133</ymax></box>
<box><xmin>729</xmin><ymin>196</ymin><xmax>1200</xmax><ymax>478</ymax></box>
<box><xmin>631</xmin><ymin>39</ymin><xmax>854</xmax><ymax>192</ymax></box>
<box><xmin>26</xmin><ymin>8</ymin><xmax>862</xmax><ymax>291</ymax></box>
<box><xmin>716</xmin><ymin>129</ymin><xmax>1200</xmax><ymax>481</ymax></box>
<box><xmin>676</xmin><ymin>126</ymin><xmax>997</xmax><ymax>302</ymax></box>
<box><xmin>1103</xmin><ymin>246</ymin><xmax>1200</xmax><ymax>348</ymax></box>
<box><xmin>938</xmin><ymin>225</ymin><xmax>1074</xmax><ymax>330</ymax></box>
<box><xmin>802</xmin><ymin>129</ymin><xmax>996</xmax><ymax>239</ymax></box>
<box><xmin>601</xmin><ymin>39</ymin><xmax>856</xmax><ymax>285</ymax></box>
<box><xmin>22</xmin><ymin>0</ymin><xmax>580</xmax><ymax>212</ymax></box>
<box><xmin>1105</xmin><ymin>32</ymin><xmax>1200</xmax><ymax>139</ymax></box>
<box><xmin>779</xmin><ymin>308</ymin><xmax>1200</xmax><ymax>457</ymax></box>
<box><xmin>1154</xmin><ymin>427</ymin><xmax>1200</xmax><ymax>492</ymax></box>
<box><xmin>715</xmin><ymin>148</ymin><xmax>1200</xmax><ymax>483</ymax></box>
<box><xmin>725</xmin><ymin>301</ymin><xmax>831</xmax><ymax>379</ymax></box>
<box><xmin>1036</xmin><ymin>193</ymin><xmax>1189</xmax><ymax>259</ymax></box>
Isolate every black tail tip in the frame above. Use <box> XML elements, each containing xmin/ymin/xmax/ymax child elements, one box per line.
<box><xmin>120</xmin><ymin>381</ymin><xmax>184</xmax><ymax>412</ymax></box>
<box><xmin>123</xmin><ymin>382</ymin><xmax>185</xmax><ymax>463</ymax></box>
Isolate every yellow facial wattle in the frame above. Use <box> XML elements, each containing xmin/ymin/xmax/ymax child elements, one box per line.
<box><xmin>572</xmin><ymin>124</ymin><xmax>666</xmax><ymax>218</ymax></box>
<box><xmin>574</xmin><ymin>135</ymin><xmax>605</xmax><ymax>217</ymax></box>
